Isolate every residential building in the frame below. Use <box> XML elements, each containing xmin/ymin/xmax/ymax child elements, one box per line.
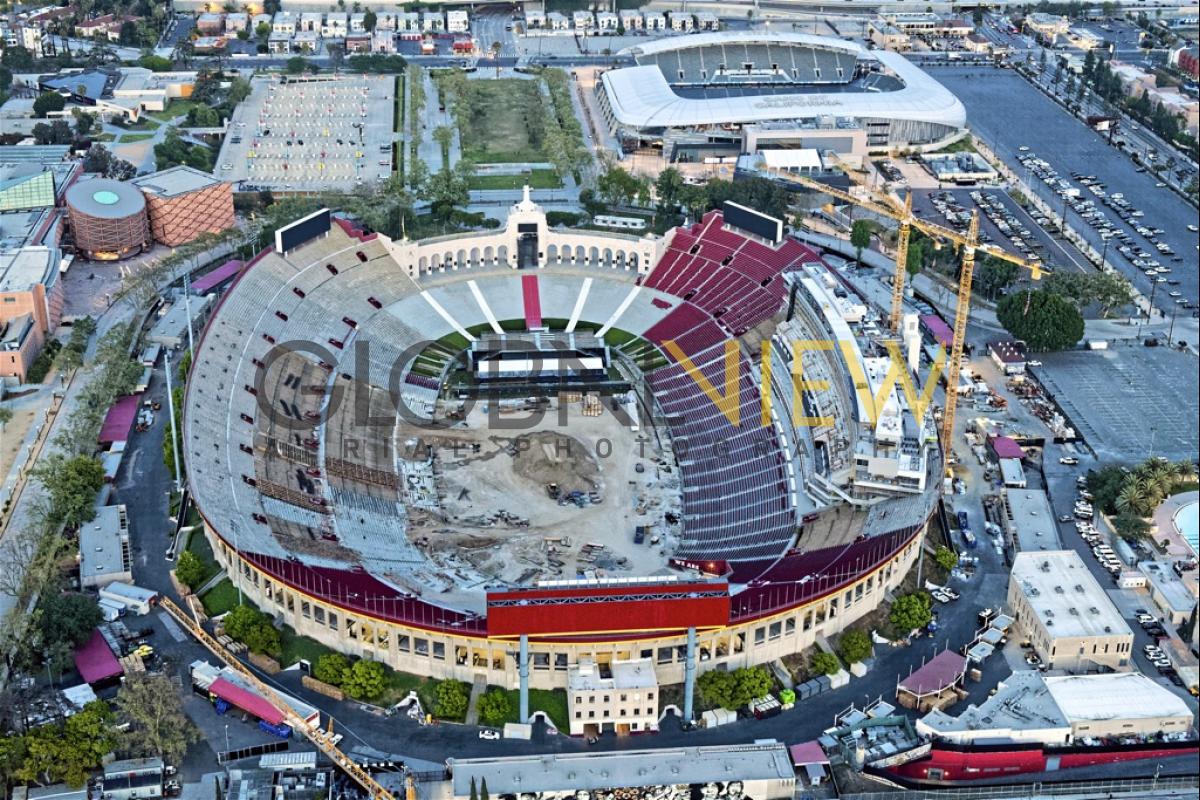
<box><xmin>79</xmin><ymin>505</ymin><xmax>131</xmax><ymax>589</ymax></box>
<box><xmin>1147</xmin><ymin>87</ymin><xmax>1199</xmax><ymax>136</ymax></box>
<box><xmin>322</xmin><ymin>12</ymin><xmax>347</xmax><ymax>38</ymax></box>
<box><xmin>371</xmin><ymin>31</ymin><xmax>395</xmax><ymax>54</ymax></box>
<box><xmin>596</xmin><ymin>11</ymin><xmax>618</xmax><ymax>33</ymax></box>
<box><xmin>225</xmin><ymin>13</ymin><xmax>249</xmax><ymax>32</ymax></box>
<box><xmin>421</xmin><ymin>12</ymin><xmax>443</xmax><ymax>32</ymax></box>
<box><xmin>1170</xmin><ymin>44</ymin><xmax>1199</xmax><ymax>78</ymax></box>
<box><xmin>21</xmin><ymin>26</ymin><xmax>43</xmax><ymax>53</ymax></box>
<box><xmin>395</xmin><ymin>12</ymin><xmax>420</xmax><ymax>33</ymax></box>
<box><xmin>525</xmin><ymin>9</ymin><xmax>546</xmax><ymax>28</ymax></box>
<box><xmin>696</xmin><ymin>11</ymin><xmax>720</xmax><ymax>31</ymax></box>
<box><xmin>669</xmin><ymin>13</ymin><xmax>694</xmax><ymax>32</ymax></box>
<box><xmin>349</xmin><ymin>13</ymin><xmax>367</xmax><ymax>33</ymax></box>
<box><xmin>271</xmin><ymin>11</ymin><xmax>296</xmax><ymax>35</ymax></box>
<box><xmin>374</xmin><ymin>11</ymin><xmax>398</xmax><ymax>31</ymax></box>
<box><xmin>297</xmin><ymin>12</ymin><xmax>321</xmax><ymax>33</ymax></box>
<box><xmin>1110</xmin><ymin>61</ymin><xmax>1157</xmax><ymax>98</ymax></box>
<box><xmin>869</xmin><ymin>21</ymin><xmax>911</xmax><ymax>51</ymax></box>
<box><xmin>644</xmin><ymin>13</ymin><xmax>667</xmax><ymax>31</ymax></box>
<box><xmin>446</xmin><ymin>10</ymin><xmax>469</xmax><ymax>33</ymax></box>
<box><xmin>573</xmin><ymin>10</ymin><xmax>594</xmax><ymax>30</ymax></box>
<box><xmin>0</xmin><ymin>245</ymin><xmax>63</xmax><ymax>382</ymax></box>
<box><xmin>547</xmin><ymin>12</ymin><xmax>570</xmax><ymax>31</ymax></box>
<box><xmin>196</xmin><ymin>13</ymin><xmax>224</xmax><ymax>34</ymax></box>
<box><xmin>567</xmin><ymin>657</ymin><xmax>658</xmax><ymax>736</ymax></box>
<box><xmin>1008</xmin><ymin>550</ymin><xmax>1134</xmax><ymax>673</ymax></box>
<box><xmin>268</xmin><ymin>32</ymin><xmax>292</xmax><ymax>54</ymax></box>
<box><xmin>619</xmin><ymin>10</ymin><xmax>642</xmax><ymax>30</ymax></box>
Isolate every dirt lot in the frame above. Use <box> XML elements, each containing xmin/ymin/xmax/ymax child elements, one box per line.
<box><xmin>397</xmin><ymin>394</ymin><xmax>683</xmax><ymax>593</ymax></box>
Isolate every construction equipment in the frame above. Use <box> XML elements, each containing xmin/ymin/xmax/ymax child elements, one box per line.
<box><xmin>777</xmin><ymin>172</ymin><xmax>1044</xmax><ymax>450</ymax></box>
<box><xmin>159</xmin><ymin>598</ymin><xmax>397</xmax><ymax>800</ymax></box>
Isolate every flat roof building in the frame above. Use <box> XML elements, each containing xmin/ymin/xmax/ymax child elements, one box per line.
<box><xmin>1139</xmin><ymin>560</ymin><xmax>1197</xmax><ymax>626</ymax></box>
<box><xmin>919</xmin><ymin>669</ymin><xmax>1194</xmax><ymax>745</ymax></box>
<box><xmin>79</xmin><ymin>504</ymin><xmax>131</xmax><ymax>589</ymax></box>
<box><xmin>449</xmin><ymin>743</ymin><xmax>796</xmax><ymax>799</ymax></box>
<box><xmin>132</xmin><ymin>166</ymin><xmax>234</xmax><ymax>248</ymax></box>
<box><xmin>1008</xmin><ymin>550</ymin><xmax>1134</xmax><ymax>672</ymax></box>
<box><xmin>1003</xmin><ymin>489</ymin><xmax>1059</xmax><ymax>550</ymax></box>
<box><xmin>0</xmin><ymin>244</ymin><xmax>63</xmax><ymax>382</ymax></box>
<box><xmin>566</xmin><ymin>657</ymin><xmax>658</xmax><ymax>736</ymax></box>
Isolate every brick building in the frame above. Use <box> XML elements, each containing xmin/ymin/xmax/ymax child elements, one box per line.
<box><xmin>132</xmin><ymin>166</ymin><xmax>235</xmax><ymax>248</ymax></box>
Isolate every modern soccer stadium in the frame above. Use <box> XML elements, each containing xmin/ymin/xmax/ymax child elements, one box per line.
<box><xmin>184</xmin><ymin>192</ymin><xmax>940</xmax><ymax>697</ymax></box>
<box><xmin>597</xmin><ymin>32</ymin><xmax>967</xmax><ymax>157</ymax></box>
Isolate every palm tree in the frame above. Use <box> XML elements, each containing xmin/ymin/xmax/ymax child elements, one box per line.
<box><xmin>1116</xmin><ymin>483</ymin><xmax>1149</xmax><ymax>517</ymax></box>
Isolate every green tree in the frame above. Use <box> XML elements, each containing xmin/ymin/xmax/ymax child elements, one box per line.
<box><xmin>314</xmin><ymin>652</ymin><xmax>350</xmax><ymax>686</ymax></box>
<box><xmin>116</xmin><ymin>673</ymin><xmax>202</xmax><ymax>763</ymax></box>
<box><xmin>426</xmin><ymin>161</ymin><xmax>472</xmax><ymax>220</ymax></box>
<box><xmin>696</xmin><ymin>666</ymin><xmax>772</xmax><ymax>710</ymax></box>
<box><xmin>996</xmin><ymin>290</ymin><xmax>1085</xmax><ymax>352</ymax></box>
<box><xmin>850</xmin><ymin>219</ymin><xmax>872</xmax><ymax>267</ymax></box>
<box><xmin>435</xmin><ymin>679</ymin><xmax>469</xmax><ymax>719</ymax></box>
<box><xmin>37</xmin><ymin>592</ymin><xmax>102</xmax><ymax>650</ymax></box>
<box><xmin>809</xmin><ymin>651</ymin><xmax>840</xmax><ymax>676</ymax></box>
<box><xmin>18</xmin><ymin>701</ymin><xmax>115</xmax><ymax>787</ymax></box>
<box><xmin>906</xmin><ymin>235</ymin><xmax>928</xmax><ymax>276</ymax></box>
<box><xmin>597</xmin><ymin>164</ymin><xmax>643</xmax><ymax>207</ymax></box>
<box><xmin>341</xmin><ymin>659</ymin><xmax>386</xmax><ymax>700</ymax></box>
<box><xmin>1114</xmin><ymin>511</ymin><xmax>1150</xmax><ymax>541</ymax></box>
<box><xmin>285</xmin><ymin>56</ymin><xmax>313</xmax><ymax>74</ymax></box>
<box><xmin>477</xmin><ymin>688</ymin><xmax>512</xmax><ymax>726</ymax></box>
<box><xmin>222</xmin><ymin>605</ymin><xmax>281</xmax><ymax>656</ymax></box>
<box><xmin>1</xmin><ymin>46</ymin><xmax>34</xmax><ymax>70</ymax></box>
<box><xmin>363</xmin><ymin>9</ymin><xmax>378</xmax><ymax>30</ymax></box>
<box><xmin>975</xmin><ymin>257</ymin><xmax>1020</xmax><ymax>301</ymax></box>
<box><xmin>889</xmin><ymin>592</ymin><xmax>934</xmax><ymax>633</ymax></box>
<box><xmin>654</xmin><ymin>167</ymin><xmax>685</xmax><ymax>212</ymax></box>
<box><xmin>838</xmin><ymin>629</ymin><xmax>873</xmax><ymax>664</ymax></box>
<box><xmin>934</xmin><ymin>546</ymin><xmax>959</xmax><ymax>573</ymax></box>
<box><xmin>33</xmin><ymin>92</ymin><xmax>66</xmax><ymax>118</ymax></box>
<box><xmin>1086</xmin><ymin>464</ymin><xmax>1128</xmax><ymax>515</ymax></box>
<box><xmin>174</xmin><ymin>550</ymin><xmax>206</xmax><ymax>591</ymax></box>
<box><xmin>138</xmin><ymin>53</ymin><xmax>173</xmax><ymax>72</ymax></box>
<box><xmin>432</xmin><ymin>124</ymin><xmax>454</xmax><ymax>162</ymax></box>
<box><xmin>31</xmin><ymin>454</ymin><xmax>105</xmax><ymax>529</ymax></box>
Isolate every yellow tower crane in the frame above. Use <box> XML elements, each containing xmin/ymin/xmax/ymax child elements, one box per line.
<box><xmin>772</xmin><ymin>172</ymin><xmax>1045</xmax><ymax>450</ymax></box>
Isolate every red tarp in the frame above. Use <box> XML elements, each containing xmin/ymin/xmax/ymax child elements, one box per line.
<box><xmin>899</xmin><ymin>650</ymin><xmax>967</xmax><ymax>696</ymax></box>
<box><xmin>989</xmin><ymin>435</ymin><xmax>1025</xmax><ymax>460</ymax></box>
<box><xmin>790</xmin><ymin>740</ymin><xmax>830</xmax><ymax>766</ymax></box>
<box><xmin>920</xmin><ymin>314</ymin><xmax>954</xmax><ymax>349</ymax></box>
<box><xmin>74</xmin><ymin>629</ymin><xmax>122</xmax><ymax>684</ymax></box>
<box><xmin>98</xmin><ymin>395</ymin><xmax>140</xmax><ymax>444</ymax></box>
<box><xmin>190</xmin><ymin>259</ymin><xmax>243</xmax><ymax>294</ymax></box>
<box><xmin>521</xmin><ymin>274</ymin><xmax>542</xmax><ymax>330</ymax></box>
<box><xmin>208</xmin><ymin>677</ymin><xmax>285</xmax><ymax>725</ymax></box>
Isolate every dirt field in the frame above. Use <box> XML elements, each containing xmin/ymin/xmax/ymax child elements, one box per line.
<box><xmin>396</xmin><ymin>394</ymin><xmax>683</xmax><ymax>595</ymax></box>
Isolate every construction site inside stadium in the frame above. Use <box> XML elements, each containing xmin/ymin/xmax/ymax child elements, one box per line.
<box><xmin>184</xmin><ymin>192</ymin><xmax>939</xmax><ymax>693</ymax></box>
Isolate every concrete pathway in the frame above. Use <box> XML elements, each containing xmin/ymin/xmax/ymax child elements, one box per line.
<box><xmin>464</xmin><ymin>672</ymin><xmax>487</xmax><ymax>726</ymax></box>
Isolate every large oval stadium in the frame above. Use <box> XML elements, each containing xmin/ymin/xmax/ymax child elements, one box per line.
<box><xmin>597</xmin><ymin>32</ymin><xmax>967</xmax><ymax>157</ymax></box>
<box><xmin>184</xmin><ymin>193</ymin><xmax>940</xmax><ymax>699</ymax></box>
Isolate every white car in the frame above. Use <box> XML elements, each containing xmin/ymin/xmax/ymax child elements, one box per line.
<box><xmin>479</xmin><ymin>730</ymin><xmax>501</xmax><ymax>740</ymax></box>
<box><xmin>931</xmin><ymin>590</ymin><xmax>951</xmax><ymax>604</ymax></box>
<box><xmin>1019</xmin><ymin>145</ymin><xmax>1030</xmax><ymax>151</ymax></box>
<box><xmin>1059</xmin><ymin>456</ymin><xmax>1079</xmax><ymax>465</ymax></box>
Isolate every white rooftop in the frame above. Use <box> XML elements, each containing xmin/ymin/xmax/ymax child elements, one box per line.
<box><xmin>568</xmin><ymin>658</ymin><xmax>657</xmax><ymax>692</ymax></box>
<box><xmin>603</xmin><ymin>33</ymin><xmax>966</xmax><ymax>130</ymax></box>
<box><xmin>1011</xmin><ymin>550</ymin><xmax>1131</xmax><ymax>640</ymax></box>
<box><xmin>1044</xmin><ymin>673</ymin><xmax>1194</xmax><ymax>723</ymax></box>
<box><xmin>1007</xmin><ymin>488</ymin><xmax>1060</xmax><ymax>551</ymax></box>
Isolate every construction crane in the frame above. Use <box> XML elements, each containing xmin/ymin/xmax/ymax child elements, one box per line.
<box><xmin>770</xmin><ymin>171</ymin><xmax>1044</xmax><ymax>450</ymax></box>
<box><xmin>160</xmin><ymin>598</ymin><xmax>399</xmax><ymax>800</ymax></box>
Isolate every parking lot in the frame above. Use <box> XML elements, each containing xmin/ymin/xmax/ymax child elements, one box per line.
<box><xmin>933</xmin><ymin>67</ymin><xmax>1199</xmax><ymax>315</ymax></box>
<box><xmin>215</xmin><ymin>73</ymin><xmax>396</xmax><ymax>193</ymax></box>
<box><xmin>912</xmin><ymin>187</ymin><xmax>1089</xmax><ymax>274</ymax></box>
<box><xmin>1034</xmin><ymin>345</ymin><xmax>1199</xmax><ymax>463</ymax></box>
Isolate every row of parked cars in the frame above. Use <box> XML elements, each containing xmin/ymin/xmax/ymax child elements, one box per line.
<box><xmin>1017</xmin><ymin>152</ymin><xmax>1195</xmax><ymax>311</ymax></box>
<box><xmin>968</xmin><ymin>189</ymin><xmax>1048</xmax><ymax>263</ymax></box>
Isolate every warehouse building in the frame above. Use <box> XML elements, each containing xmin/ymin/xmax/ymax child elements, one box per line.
<box><xmin>78</xmin><ymin>505</ymin><xmax>131</xmax><ymax>589</ymax></box>
<box><xmin>1008</xmin><ymin>551</ymin><xmax>1134</xmax><ymax>672</ymax></box>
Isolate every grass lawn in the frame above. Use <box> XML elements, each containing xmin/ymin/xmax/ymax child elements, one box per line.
<box><xmin>449</xmin><ymin>78</ymin><xmax>548</xmax><ymax>163</ymax></box>
<box><xmin>184</xmin><ymin>529</ymin><xmax>220</xmax><ymax>587</ymax></box>
<box><xmin>199</xmin><ymin>578</ymin><xmax>240</xmax><ymax>617</ymax></box>
<box><xmin>469</xmin><ymin>170</ymin><xmax>562</xmax><ymax>190</ymax></box>
<box><xmin>278</xmin><ymin>625</ymin><xmax>335</xmax><ymax>668</ymax></box>
<box><xmin>93</xmin><ymin>133</ymin><xmax>116</xmax><ymax>142</ymax></box>
<box><xmin>488</xmin><ymin>686</ymin><xmax>569</xmax><ymax>731</ymax></box>
<box><xmin>148</xmin><ymin>100</ymin><xmax>205</xmax><ymax>122</ymax></box>
<box><xmin>119</xmin><ymin>133</ymin><xmax>155</xmax><ymax>143</ymax></box>
<box><xmin>931</xmin><ymin>136</ymin><xmax>977</xmax><ymax>154</ymax></box>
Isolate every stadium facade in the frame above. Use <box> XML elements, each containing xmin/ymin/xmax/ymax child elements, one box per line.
<box><xmin>184</xmin><ymin>192</ymin><xmax>939</xmax><ymax>694</ymax></box>
<box><xmin>597</xmin><ymin>32</ymin><xmax>967</xmax><ymax>160</ymax></box>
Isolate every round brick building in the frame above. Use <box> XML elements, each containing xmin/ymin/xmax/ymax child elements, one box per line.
<box><xmin>65</xmin><ymin>179</ymin><xmax>151</xmax><ymax>261</ymax></box>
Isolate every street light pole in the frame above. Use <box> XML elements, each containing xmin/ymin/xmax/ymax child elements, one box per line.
<box><xmin>163</xmin><ymin>350</ymin><xmax>182</xmax><ymax>495</ymax></box>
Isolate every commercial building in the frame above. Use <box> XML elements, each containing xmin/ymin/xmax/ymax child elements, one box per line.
<box><xmin>1008</xmin><ymin>550</ymin><xmax>1134</xmax><ymax>673</ymax></box>
<box><xmin>989</xmin><ymin>339</ymin><xmax>1027</xmax><ymax>374</ymax></box>
<box><xmin>1171</xmin><ymin>44</ymin><xmax>1199</xmax><ymax>79</ymax></box>
<box><xmin>919</xmin><ymin>670</ymin><xmax>1195</xmax><ymax>745</ymax></box>
<box><xmin>132</xmin><ymin>166</ymin><xmax>234</xmax><ymax>247</ymax></box>
<box><xmin>923</xmin><ymin>152</ymin><xmax>997</xmax><ymax>185</ymax></box>
<box><xmin>64</xmin><ymin>178</ymin><xmax>150</xmax><ymax>261</ymax></box>
<box><xmin>1139</xmin><ymin>560</ymin><xmax>1197</xmax><ymax>626</ymax></box>
<box><xmin>79</xmin><ymin>505</ymin><xmax>131</xmax><ymax>589</ymax></box>
<box><xmin>566</xmin><ymin>657</ymin><xmax>658</xmax><ymax>736</ymax></box>
<box><xmin>102</xmin><ymin>758</ymin><xmax>163</xmax><ymax>800</ymax></box>
<box><xmin>449</xmin><ymin>743</ymin><xmax>796</xmax><ymax>799</ymax></box>
<box><xmin>1024</xmin><ymin>13</ymin><xmax>1070</xmax><ymax>41</ymax></box>
<box><xmin>1003</xmin><ymin>490</ymin><xmax>1059</xmax><ymax>551</ymax></box>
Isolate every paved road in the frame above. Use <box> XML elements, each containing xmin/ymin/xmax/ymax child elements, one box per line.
<box><xmin>931</xmin><ymin>66</ymin><xmax>1200</xmax><ymax>314</ymax></box>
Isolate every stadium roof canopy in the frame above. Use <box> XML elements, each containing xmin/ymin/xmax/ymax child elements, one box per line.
<box><xmin>604</xmin><ymin>33</ymin><xmax>966</xmax><ymax>131</ymax></box>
